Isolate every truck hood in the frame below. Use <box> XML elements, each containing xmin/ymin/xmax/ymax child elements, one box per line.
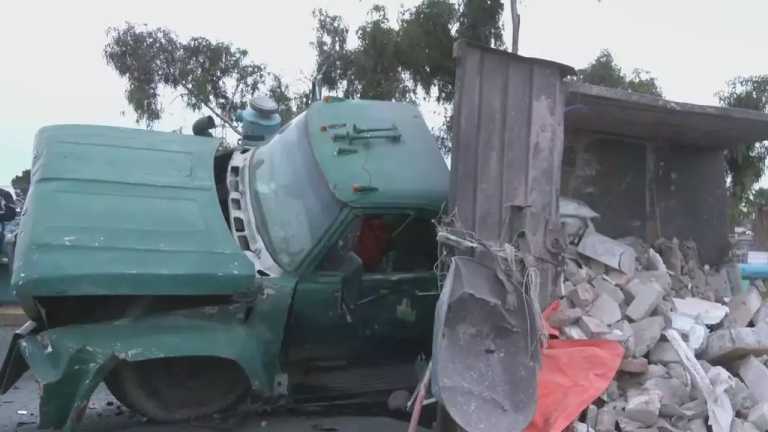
<box><xmin>12</xmin><ymin>125</ymin><xmax>254</xmax><ymax>298</ymax></box>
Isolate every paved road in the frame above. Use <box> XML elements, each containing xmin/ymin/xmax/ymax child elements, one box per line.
<box><xmin>0</xmin><ymin>326</ymin><xmax>422</xmax><ymax>432</ymax></box>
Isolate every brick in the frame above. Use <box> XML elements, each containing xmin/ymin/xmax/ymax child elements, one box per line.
<box><xmin>548</xmin><ymin>306</ymin><xmax>583</xmax><ymax>328</ymax></box>
<box><xmin>621</xmin><ymin>357</ymin><xmax>649</xmax><ymax>373</ymax></box>
<box><xmin>726</xmin><ymin>287</ymin><xmax>763</xmax><ymax>328</ymax></box>
<box><xmin>748</xmin><ymin>402</ymin><xmax>768</xmax><ymax>432</ymax></box>
<box><xmin>625</xmin><ymin>390</ymin><xmax>661</xmax><ymax>427</ymax></box>
<box><xmin>626</xmin><ymin>280</ymin><xmax>664</xmax><ymax>321</ymax></box>
<box><xmin>568</xmin><ymin>282</ymin><xmax>596</xmax><ymax>308</ymax></box>
<box><xmin>739</xmin><ymin>356</ymin><xmax>768</xmax><ymax>404</ymax></box>
<box><xmin>588</xmin><ymin>294</ymin><xmax>622</xmax><ymax>325</ymax></box>
<box><xmin>630</xmin><ymin>316</ymin><xmax>666</xmax><ymax>357</ymax></box>
<box><xmin>578</xmin><ymin>315</ymin><xmax>610</xmax><ymax>338</ymax></box>
<box><xmin>649</xmin><ymin>342</ymin><xmax>682</xmax><ymax>364</ymax></box>
<box><xmin>592</xmin><ymin>277</ymin><xmax>626</xmax><ymax>305</ymax></box>
<box><xmin>704</xmin><ymin>326</ymin><xmax>768</xmax><ymax>363</ymax></box>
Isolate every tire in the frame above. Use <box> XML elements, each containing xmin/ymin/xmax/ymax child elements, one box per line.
<box><xmin>105</xmin><ymin>356</ymin><xmax>250</xmax><ymax>423</ymax></box>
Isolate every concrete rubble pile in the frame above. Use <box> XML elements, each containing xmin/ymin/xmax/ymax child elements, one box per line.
<box><xmin>555</xmin><ymin>199</ymin><xmax>768</xmax><ymax>432</ymax></box>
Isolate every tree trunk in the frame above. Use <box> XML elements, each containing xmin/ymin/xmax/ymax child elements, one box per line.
<box><xmin>510</xmin><ymin>0</ymin><xmax>521</xmax><ymax>54</ymax></box>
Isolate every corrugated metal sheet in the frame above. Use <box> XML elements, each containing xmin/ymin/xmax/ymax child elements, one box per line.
<box><xmin>449</xmin><ymin>40</ymin><xmax>574</xmax><ymax>305</ymax></box>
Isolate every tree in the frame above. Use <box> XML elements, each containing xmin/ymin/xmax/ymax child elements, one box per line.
<box><xmin>11</xmin><ymin>169</ymin><xmax>30</xmax><ymax>201</ymax></box>
<box><xmin>718</xmin><ymin>75</ymin><xmax>768</xmax><ymax>224</ymax></box>
<box><xmin>576</xmin><ymin>50</ymin><xmax>663</xmax><ymax>97</ymax></box>
<box><xmin>311</xmin><ymin>0</ymin><xmax>507</xmax><ymax>153</ymax></box>
<box><xmin>104</xmin><ymin>23</ymin><xmax>299</xmax><ymax>135</ymax></box>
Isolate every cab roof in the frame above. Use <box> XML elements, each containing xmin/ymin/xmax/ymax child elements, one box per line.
<box><xmin>306</xmin><ymin>99</ymin><xmax>449</xmax><ymax>211</ymax></box>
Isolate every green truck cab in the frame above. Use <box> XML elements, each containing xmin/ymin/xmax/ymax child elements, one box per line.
<box><xmin>0</xmin><ymin>99</ymin><xmax>449</xmax><ymax>430</ymax></box>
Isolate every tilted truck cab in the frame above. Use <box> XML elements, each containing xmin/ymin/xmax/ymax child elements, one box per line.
<box><xmin>0</xmin><ymin>99</ymin><xmax>449</xmax><ymax>430</ymax></box>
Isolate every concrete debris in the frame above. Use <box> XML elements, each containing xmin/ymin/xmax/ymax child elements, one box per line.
<box><xmin>732</xmin><ymin>418</ymin><xmax>761</xmax><ymax>432</ymax></box>
<box><xmin>673</xmin><ymin>297</ymin><xmax>729</xmax><ymax>325</ymax></box>
<box><xmin>626</xmin><ymin>390</ymin><xmax>662</xmax><ymax>426</ymax></box>
<box><xmin>621</xmin><ymin>357</ymin><xmax>650</xmax><ymax>373</ymax></box>
<box><xmin>704</xmin><ymin>326</ymin><xmax>768</xmax><ymax>363</ymax></box>
<box><xmin>631</xmin><ymin>316</ymin><xmax>666</xmax><ymax>357</ymax></box>
<box><xmin>738</xmin><ymin>356</ymin><xmax>768</xmax><ymax>404</ymax></box>
<box><xmin>588</xmin><ymin>294</ymin><xmax>623</xmax><ymax>325</ymax></box>
<box><xmin>649</xmin><ymin>342</ymin><xmax>681</xmax><ymax>364</ymax></box>
<box><xmin>579</xmin><ymin>315</ymin><xmax>611</xmax><ymax>338</ymax></box>
<box><xmin>568</xmin><ymin>282</ymin><xmax>597</xmax><ymax>309</ymax></box>
<box><xmin>754</xmin><ymin>303</ymin><xmax>768</xmax><ymax>327</ymax></box>
<box><xmin>547</xmin><ymin>306</ymin><xmax>583</xmax><ymax>328</ymax></box>
<box><xmin>748</xmin><ymin>402</ymin><xmax>768</xmax><ymax>432</ymax></box>
<box><xmin>592</xmin><ymin>276</ymin><xmax>626</xmax><ymax>305</ymax></box>
<box><xmin>626</xmin><ymin>279</ymin><xmax>665</xmax><ymax>321</ymax></box>
<box><xmin>560</xmin><ymin>227</ymin><xmax>768</xmax><ymax>432</ymax></box>
<box><xmin>596</xmin><ymin>404</ymin><xmax>618</xmax><ymax>432</ymax></box>
<box><xmin>726</xmin><ymin>287</ymin><xmax>763</xmax><ymax>328</ymax></box>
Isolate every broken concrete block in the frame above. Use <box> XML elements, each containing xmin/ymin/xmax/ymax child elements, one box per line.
<box><xmin>739</xmin><ymin>356</ymin><xmax>768</xmax><ymax>404</ymax></box>
<box><xmin>578</xmin><ymin>228</ymin><xmax>637</xmax><ymax>275</ymax></box>
<box><xmin>618</xmin><ymin>416</ymin><xmax>658</xmax><ymax>432</ymax></box>
<box><xmin>621</xmin><ymin>357</ymin><xmax>649</xmax><ymax>373</ymax></box>
<box><xmin>562</xmin><ymin>280</ymin><xmax>575</xmax><ymax>296</ymax></box>
<box><xmin>673</xmin><ymin>296</ymin><xmax>729</xmax><ymax>325</ymax></box>
<box><xmin>704</xmin><ymin>327</ymin><xmax>768</xmax><ymax>363</ymax></box>
<box><xmin>647</xmin><ymin>248</ymin><xmax>667</xmax><ymax>272</ymax></box>
<box><xmin>655</xmin><ymin>238</ymin><xmax>683</xmax><ymax>275</ymax></box>
<box><xmin>625</xmin><ymin>390</ymin><xmax>662</xmax><ymax>426</ymax></box>
<box><xmin>688</xmin><ymin>418</ymin><xmax>707</xmax><ymax>432</ymax></box>
<box><xmin>592</xmin><ymin>277</ymin><xmax>626</xmax><ymax>305</ymax></box>
<box><xmin>596</xmin><ymin>405</ymin><xmax>618</xmax><ymax>432</ymax></box>
<box><xmin>634</xmin><ymin>270</ymin><xmax>673</xmax><ymax>293</ymax></box>
<box><xmin>667</xmin><ymin>363</ymin><xmax>692</xmax><ymax>391</ymax></box>
<box><xmin>548</xmin><ymin>306</ymin><xmax>583</xmax><ymax>328</ymax></box>
<box><xmin>626</xmin><ymin>280</ymin><xmax>664</xmax><ymax>321</ymax></box>
<box><xmin>748</xmin><ymin>402</ymin><xmax>768</xmax><ymax>432</ymax></box>
<box><xmin>754</xmin><ymin>303</ymin><xmax>768</xmax><ymax>327</ymax></box>
<box><xmin>732</xmin><ymin>418</ymin><xmax>761</xmax><ymax>432</ymax></box>
<box><xmin>588</xmin><ymin>294</ymin><xmax>622</xmax><ymax>325</ymax></box>
<box><xmin>569</xmin><ymin>421</ymin><xmax>589</xmax><ymax>432</ymax></box>
<box><xmin>585</xmin><ymin>404</ymin><xmax>598</xmax><ymax>430</ymax></box>
<box><xmin>562</xmin><ymin>324</ymin><xmax>588</xmax><ymax>340</ymax></box>
<box><xmin>578</xmin><ymin>315</ymin><xmax>610</xmax><ymax>338</ymax></box>
<box><xmin>650</xmin><ymin>342</ymin><xmax>682</xmax><ymax>364</ymax></box>
<box><xmin>601</xmin><ymin>380</ymin><xmax>620</xmax><ymax>402</ymax></box>
<box><xmin>631</xmin><ymin>316</ymin><xmax>666</xmax><ymax>357</ymax></box>
<box><xmin>568</xmin><ymin>282</ymin><xmax>596</xmax><ymax>308</ymax></box>
<box><xmin>688</xmin><ymin>324</ymin><xmax>709</xmax><ymax>354</ymax></box>
<box><xmin>726</xmin><ymin>287</ymin><xmax>763</xmax><ymax>328</ymax></box>
<box><xmin>644</xmin><ymin>377</ymin><xmax>691</xmax><ymax>406</ymax></box>
<box><xmin>728</xmin><ymin>377</ymin><xmax>758</xmax><ymax>417</ymax></box>
<box><xmin>707</xmin><ymin>268</ymin><xmax>732</xmax><ymax>301</ymax></box>
<box><xmin>565</xmin><ymin>259</ymin><xmax>587</xmax><ymax>285</ymax></box>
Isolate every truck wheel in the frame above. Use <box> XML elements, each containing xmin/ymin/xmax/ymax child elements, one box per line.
<box><xmin>105</xmin><ymin>356</ymin><xmax>250</xmax><ymax>423</ymax></box>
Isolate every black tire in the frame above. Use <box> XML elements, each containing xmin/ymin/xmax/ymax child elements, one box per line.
<box><xmin>105</xmin><ymin>356</ymin><xmax>250</xmax><ymax>423</ymax></box>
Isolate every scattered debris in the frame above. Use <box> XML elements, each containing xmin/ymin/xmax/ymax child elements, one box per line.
<box><xmin>549</xmin><ymin>207</ymin><xmax>768</xmax><ymax>432</ymax></box>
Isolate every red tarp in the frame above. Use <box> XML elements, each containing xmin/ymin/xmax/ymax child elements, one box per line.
<box><xmin>524</xmin><ymin>301</ymin><xmax>625</xmax><ymax>432</ymax></box>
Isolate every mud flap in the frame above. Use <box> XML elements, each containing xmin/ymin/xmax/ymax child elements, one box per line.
<box><xmin>432</xmin><ymin>257</ymin><xmax>540</xmax><ymax>432</ymax></box>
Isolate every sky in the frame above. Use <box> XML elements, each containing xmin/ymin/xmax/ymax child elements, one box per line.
<box><xmin>2</xmin><ymin>0</ymin><xmax>768</xmax><ymax>185</ymax></box>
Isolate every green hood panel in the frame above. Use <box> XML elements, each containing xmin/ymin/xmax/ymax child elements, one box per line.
<box><xmin>13</xmin><ymin>125</ymin><xmax>254</xmax><ymax>298</ymax></box>
<box><xmin>307</xmin><ymin>100</ymin><xmax>449</xmax><ymax>210</ymax></box>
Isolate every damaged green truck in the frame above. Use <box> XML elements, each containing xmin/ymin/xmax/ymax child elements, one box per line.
<box><xmin>0</xmin><ymin>98</ymin><xmax>450</xmax><ymax>430</ymax></box>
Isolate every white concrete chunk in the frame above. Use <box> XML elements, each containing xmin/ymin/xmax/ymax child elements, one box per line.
<box><xmin>673</xmin><ymin>297</ymin><xmax>729</xmax><ymax>325</ymax></box>
<box><xmin>568</xmin><ymin>282</ymin><xmax>597</xmax><ymax>308</ymax></box>
<box><xmin>579</xmin><ymin>315</ymin><xmax>610</xmax><ymax>338</ymax></box>
<box><xmin>562</xmin><ymin>324</ymin><xmax>588</xmax><ymax>340</ymax></box>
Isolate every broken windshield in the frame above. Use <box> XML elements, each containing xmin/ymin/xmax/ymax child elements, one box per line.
<box><xmin>249</xmin><ymin>113</ymin><xmax>341</xmax><ymax>271</ymax></box>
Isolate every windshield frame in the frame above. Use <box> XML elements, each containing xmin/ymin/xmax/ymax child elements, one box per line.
<box><xmin>247</xmin><ymin>113</ymin><xmax>343</xmax><ymax>272</ymax></box>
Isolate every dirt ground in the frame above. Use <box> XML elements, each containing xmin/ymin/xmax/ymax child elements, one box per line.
<box><xmin>0</xmin><ymin>327</ymin><xmax>421</xmax><ymax>432</ymax></box>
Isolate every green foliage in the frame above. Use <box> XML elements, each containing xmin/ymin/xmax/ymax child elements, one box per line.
<box><xmin>456</xmin><ymin>0</ymin><xmax>505</xmax><ymax>49</ymax></box>
<box><xmin>104</xmin><ymin>23</ymin><xmax>298</xmax><ymax>130</ymax></box>
<box><xmin>577</xmin><ymin>50</ymin><xmax>663</xmax><ymax>97</ymax></box>
<box><xmin>11</xmin><ymin>169</ymin><xmax>30</xmax><ymax>199</ymax></box>
<box><xmin>718</xmin><ymin>75</ymin><xmax>768</xmax><ymax>223</ymax></box>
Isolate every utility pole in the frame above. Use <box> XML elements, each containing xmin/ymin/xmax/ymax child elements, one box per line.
<box><xmin>510</xmin><ymin>0</ymin><xmax>520</xmax><ymax>54</ymax></box>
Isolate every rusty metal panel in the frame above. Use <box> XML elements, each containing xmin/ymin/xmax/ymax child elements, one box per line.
<box><xmin>450</xmin><ymin>40</ymin><xmax>574</xmax><ymax>304</ymax></box>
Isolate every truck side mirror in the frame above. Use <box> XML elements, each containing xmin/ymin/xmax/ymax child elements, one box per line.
<box><xmin>339</xmin><ymin>252</ymin><xmax>363</xmax><ymax>312</ymax></box>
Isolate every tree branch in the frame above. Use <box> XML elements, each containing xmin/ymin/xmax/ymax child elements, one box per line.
<box><xmin>179</xmin><ymin>82</ymin><xmax>242</xmax><ymax>136</ymax></box>
<box><xmin>510</xmin><ymin>0</ymin><xmax>520</xmax><ymax>54</ymax></box>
